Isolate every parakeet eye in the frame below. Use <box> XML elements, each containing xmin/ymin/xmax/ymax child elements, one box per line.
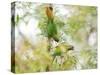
<box><xmin>49</xmin><ymin>6</ymin><xmax>53</xmax><ymax>11</ymax></box>
<box><xmin>67</xmin><ymin>46</ymin><xmax>74</xmax><ymax>50</ymax></box>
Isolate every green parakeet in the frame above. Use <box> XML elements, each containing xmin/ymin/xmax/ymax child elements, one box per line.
<box><xmin>52</xmin><ymin>42</ymin><xmax>74</xmax><ymax>57</ymax></box>
<box><xmin>46</xmin><ymin>5</ymin><xmax>59</xmax><ymax>42</ymax></box>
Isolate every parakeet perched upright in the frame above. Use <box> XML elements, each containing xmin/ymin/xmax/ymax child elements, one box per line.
<box><xmin>45</xmin><ymin>4</ymin><xmax>59</xmax><ymax>42</ymax></box>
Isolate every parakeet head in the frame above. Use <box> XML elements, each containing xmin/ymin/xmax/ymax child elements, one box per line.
<box><xmin>52</xmin><ymin>42</ymin><xmax>74</xmax><ymax>56</ymax></box>
<box><xmin>45</xmin><ymin>4</ymin><xmax>54</xmax><ymax>19</ymax></box>
<box><xmin>56</xmin><ymin>42</ymin><xmax>74</xmax><ymax>52</ymax></box>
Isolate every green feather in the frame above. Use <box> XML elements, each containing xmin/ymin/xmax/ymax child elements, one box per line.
<box><xmin>47</xmin><ymin>19</ymin><xmax>59</xmax><ymax>42</ymax></box>
<box><xmin>53</xmin><ymin>46</ymin><xmax>62</xmax><ymax>56</ymax></box>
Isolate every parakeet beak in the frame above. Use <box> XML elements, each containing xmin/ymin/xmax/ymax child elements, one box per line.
<box><xmin>68</xmin><ymin>46</ymin><xmax>74</xmax><ymax>50</ymax></box>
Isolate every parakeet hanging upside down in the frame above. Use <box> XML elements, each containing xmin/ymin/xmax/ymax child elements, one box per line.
<box><xmin>46</xmin><ymin>5</ymin><xmax>59</xmax><ymax>42</ymax></box>
<box><xmin>52</xmin><ymin>42</ymin><xmax>74</xmax><ymax>56</ymax></box>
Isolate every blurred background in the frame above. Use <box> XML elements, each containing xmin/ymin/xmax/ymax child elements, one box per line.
<box><xmin>11</xmin><ymin>2</ymin><xmax>97</xmax><ymax>73</ymax></box>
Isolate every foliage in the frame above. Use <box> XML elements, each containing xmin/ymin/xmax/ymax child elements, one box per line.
<box><xmin>65</xmin><ymin>6</ymin><xmax>97</xmax><ymax>43</ymax></box>
<box><xmin>12</xmin><ymin>2</ymin><xmax>97</xmax><ymax>73</ymax></box>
